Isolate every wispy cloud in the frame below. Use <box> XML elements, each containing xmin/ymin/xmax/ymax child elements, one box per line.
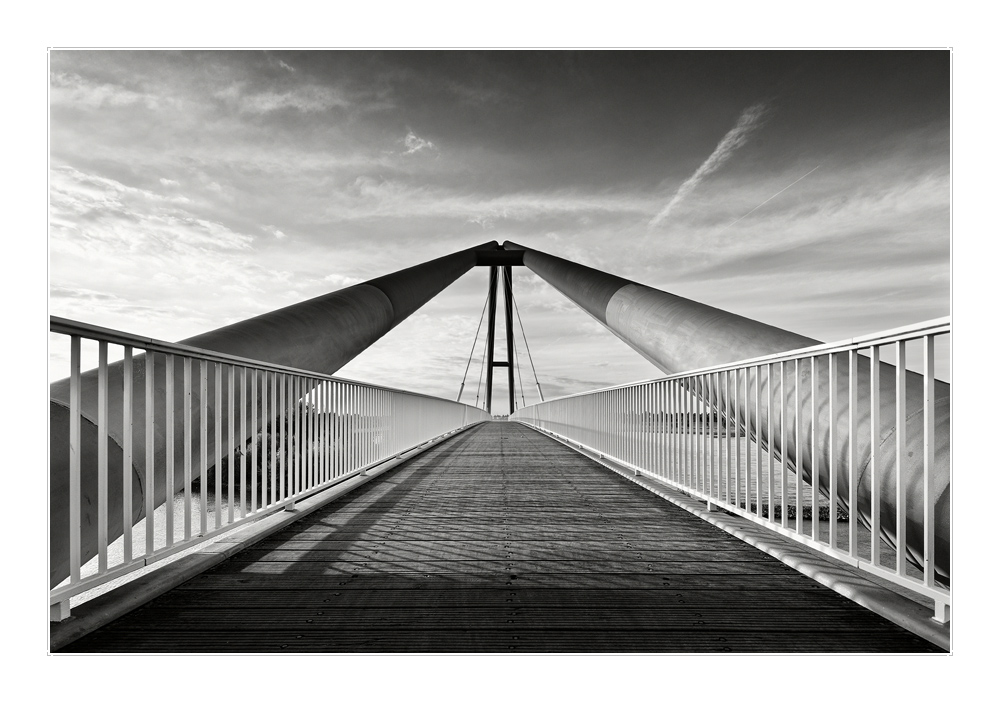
<box><xmin>321</xmin><ymin>178</ymin><xmax>654</xmax><ymax>224</ymax></box>
<box><xmin>50</xmin><ymin>72</ymin><xmax>161</xmax><ymax>109</ymax></box>
<box><xmin>263</xmin><ymin>225</ymin><xmax>286</xmax><ymax>240</ymax></box>
<box><xmin>323</xmin><ymin>273</ymin><xmax>364</xmax><ymax>288</ymax></box>
<box><xmin>650</xmin><ymin>103</ymin><xmax>770</xmax><ymax>226</ymax></box>
<box><xmin>216</xmin><ymin>83</ymin><xmax>352</xmax><ymax>113</ymax></box>
<box><xmin>403</xmin><ymin>131</ymin><xmax>435</xmax><ymax>155</ymax></box>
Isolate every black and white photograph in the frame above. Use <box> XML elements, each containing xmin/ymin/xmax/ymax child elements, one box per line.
<box><xmin>32</xmin><ymin>31</ymin><xmax>981</xmax><ymax>682</ymax></box>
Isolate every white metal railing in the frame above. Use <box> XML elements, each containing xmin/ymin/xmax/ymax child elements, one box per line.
<box><xmin>512</xmin><ymin>317</ymin><xmax>951</xmax><ymax>621</ymax></box>
<box><xmin>49</xmin><ymin>316</ymin><xmax>490</xmax><ymax>617</ymax></box>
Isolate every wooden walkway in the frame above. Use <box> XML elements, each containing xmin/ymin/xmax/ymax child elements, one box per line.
<box><xmin>59</xmin><ymin>422</ymin><xmax>942</xmax><ymax>653</ymax></box>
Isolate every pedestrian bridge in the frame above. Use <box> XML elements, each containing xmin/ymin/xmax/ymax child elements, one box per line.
<box><xmin>49</xmin><ymin>241</ymin><xmax>951</xmax><ymax>653</ymax></box>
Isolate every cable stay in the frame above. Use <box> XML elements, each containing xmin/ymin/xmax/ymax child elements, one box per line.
<box><xmin>457</xmin><ymin>287</ymin><xmax>491</xmax><ymax>403</ymax></box>
<box><xmin>510</xmin><ymin>286</ymin><xmax>544</xmax><ymax>403</ymax></box>
<box><xmin>512</xmin><ymin>329</ymin><xmax>526</xmax><ymax>409</ymax></box>
<box><xmin>473</xmin><ymin>307</ymin><xmax>490</xmax><ymax>410</ymax></box>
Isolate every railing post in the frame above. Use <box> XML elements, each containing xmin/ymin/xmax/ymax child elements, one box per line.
<box><xmin>50</xmin><ymin>600</ymin><xmax>71</xmax><ymax>622</ymax></box>
<box><xmin>934</xmin><ymin>599</ymin><xmax>950</xmax><ymax>624</ymax></box>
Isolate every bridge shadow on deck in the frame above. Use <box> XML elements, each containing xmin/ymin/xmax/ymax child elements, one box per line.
<box><xmin>59</xmin><ymin>422</ymin><xmax>942</xmax><ymax>653</ymax></box>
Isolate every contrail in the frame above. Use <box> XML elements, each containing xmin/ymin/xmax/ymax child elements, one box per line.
<box><xmin>650</xmin><ymin>102</ymin><xmax>770</xmax><ymax>227</ymax></box>
<box><xmin>719</xmin><ymin>164</ymin><xmax>821</xmax><ymax>232</ymax></box>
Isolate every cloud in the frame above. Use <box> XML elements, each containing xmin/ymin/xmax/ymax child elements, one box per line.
<box><xmin>216</xmin><ymin>83</ymin><xmax>352</xmax><ymax>113</ymax></box>
<box><xmin>650</xmin><ymin>102</ymin><xmax>770</xmax><ymax>226</ymax></box>
<box><xmin>263</xmin><ymin>225</ymin><xmax>286</xmax><ymax>240</ymax></box>
<box><xmin>467</xmin><ymin>208</ymin><xmax>510</xmax><ymax>229</ymax></box>
<box><xmin>323</xmin><ymin>273</ymin><xmax>365</xmax><ymax>288</ymax></box>
<box><xmin>277</xmin><ymin>60</ymin><xmax>295</xmax><ymax>73</ymax></box>
<box><xmin>159</xmin><ymin>178</ymin><xmax>180</xmax><ymax>187</ymax></box>
<box><xmin>50</xmin><ymin>165</ymin><xmax>253</xmax><ymax>254</ymax></box>
<box><xmin>403</xmin><ymin>131</ymin><xmax>435</xmax><ymax>155</ymax></box>
<box><xmin>322</xmin><ymin>177</ymin><xmax>654</xmax><ymax>224</ymax></box>
<box><xmin>50</xmin><ymin>72</ymin><xmax>161</xmax><ymax>109</ymax></box>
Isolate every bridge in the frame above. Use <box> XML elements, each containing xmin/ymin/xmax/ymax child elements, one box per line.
<box><xmin>49</xmin><ymin>240</ymin><xmax>951</xmax><ymax>653</ymax></box>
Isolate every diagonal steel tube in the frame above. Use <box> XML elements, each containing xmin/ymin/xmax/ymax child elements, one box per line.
<box><xmin>503</xmin><ymin>240</ymin><xmax>950</xmax><ymax>581</ymax></box>
<box><xmin>49</xmin><ymin>241</ymin><xmax>498</xmax><ymax>587</ymax></box>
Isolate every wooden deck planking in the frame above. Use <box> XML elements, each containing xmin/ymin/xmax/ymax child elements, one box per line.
<box><xmin>58</xmin><ymin>422</ymin><xmax>943</xmax><ymax>653</ymax></box>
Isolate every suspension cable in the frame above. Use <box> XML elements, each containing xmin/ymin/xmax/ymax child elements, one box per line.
<box><xmin>457</xmin><ymin>287</ymin><xmax>491</xmax><ymax>403</ymax></box>
<box><xmin>510</xmin><ymin>286</ymin><xmax>545</xmax><ymax>402</ymax></box>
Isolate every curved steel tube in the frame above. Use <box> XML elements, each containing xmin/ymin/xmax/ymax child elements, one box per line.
<box><xmin>50</xmin><ymin>241</ymin><xmax>498</xmax><ymax>586</ymax></box>
<box><xmin>503</xmin><ymin>241</ymin><xmax>949</xmax><ymax>580</ymax></box>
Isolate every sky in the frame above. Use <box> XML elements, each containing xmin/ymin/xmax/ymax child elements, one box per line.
<box><xmin>48</xmin><ymin>50</ymin><xmax>951</xmax><ymax>405</ymax></box>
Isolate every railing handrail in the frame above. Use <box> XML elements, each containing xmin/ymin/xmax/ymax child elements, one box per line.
<box><xmin>49</xmin><ymin>315</ymin><xmax>476</xmax><ymax>406</ymax></box>
<box><xmin>531</xmin><ymin>316</ymin><xmax>951</xmax><ymax>403</ymax></box>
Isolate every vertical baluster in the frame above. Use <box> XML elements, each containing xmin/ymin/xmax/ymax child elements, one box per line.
<box><xmin>69</xmin><ymin>335</ymin><xmax>82</xmax><ymax>581</ymax></box>
<box><xmin>144</xmin><ymin>349</ymin><xmax>155</xmax><ymax>557</ymax></box>
<box><xmin>729</xmin><ymin>370</ymin><xmax>736</xmax><ymax>506</ymax></box>
<box><xmin>214</xmin><ymin>362</ymin><xmax>222</xmax><ymax>530</ymax></box>
<box><xmin>327</xmin><ymin>382</ymin><xmax>334</xmax><ymax>482</ymax></box>
<box><xmin>794</xmin><ymin>358</ymin><xmax>802</xmax><ymax>535</ymax></box>
<box><xmin>294</xmin><ymin>375</ymin><xmax>300</xmax><ymax>493</ymax></box>
<box><xmin>334</xmin><ymin>383</ymin><xmax>341</xmax><ymax>477</ymax></box>
<box><xmin>364</xmin><ymin>386</ymin><xmax>371</xmax><ymax>468</ymax></box>
<box><xmin>701</xmin><ymin>374</ymin><xmax>715</xmax><ymax>496</ymax></box>
<box><xmin>848</xmin><ymin>349</ymin><xmax>858</xmax><ymax>557</ymax></box>
<box><xmin>347</xmin><ymin>385</ymin><xmax>354</xmax><ymax>472</ymax></box>
<box><xmin>200</xmin><ymin>361</ymin><xmax>208</xmax><ymax>537</ymax></box>
<box><xmin>306</xmin><ymin>381</ymin><xmax>313</xmax><ymax>488</ymax></box>
<box><xmin>270</xmin><ymin>372</ymin><xmax>277</xmax><ymax>506</ymax></box>
<box><xmin>735</xmin><ymin>370</ymin><xmax>742</xmax><ymax>509</ymax></box>
<box><xmin>896</xmin><ymin>340</ymin><xmax>907</xmax><ymax>576</ymax></box>
<box><xmin>252</xmin><ymin>369</ymin><xmax>259</xmax><ymax>512</ymax></box>
<box><xmin>239</xmin><ymin>367</ymin><xmax>247</xmax><ymax>518</ymax></box>
<box><xmin>744</xmin><ymin>367</ymin><xmax>751</xmax><ymax>514</ymax></box>
<box><xmin>780</xmin><ymin>361</ymin><xmax>787</xmax><ymax>530</ymax></box>
<box><xmin>263</xmin><ymin>372</ymin><xmax>270</xmax><ymax>507</ymax></box>
<box><xmin>659</xmin><ymin>382</ymin><xmax>666</xmax><ymax>478</ymax></box>
<box><xmin>676</xmin><ymin>382</ymin><xmax>683</xmax><ymax>485</ymax></box>
<box><xmin>829</xmin><ymin>353</ymin><xmax>838</xmax><ymax>549</ymax></box>
<box><xmin>766</xmin><ymin>363</ymin><xmax>773</xmax><ymax>522</ymax></box>
<box><xmin>871</xmin><ymin>346</ymin><xmax>881</xmax><ymax>567</ymax></box>
<box><xmin>97</xmin><ymin>341</ymin><xmax>109</xmax><ymax>573</ymax></box>
<box><xmin>700</xmin><ymin>376</ymin><xmax>707</xmax><ymax>494</ymax></box>
<box><xmin>754</xmin><ymin>366</ymin><xmax>761</xmax><ymax>518</ymax></box>
<box><xmin>632</xmin><ymin>386</ymin><xmax>638</xmax><ymax>469</ymax></box>
<box><xmin>183</xmin><ymin>356</ymin><xmax>192</xmax><ymax>542</ymax></box>
<box><xmin>615</xmin><ymin>388</ymin><xmax>621</xmax><ymax>463</ymax></box>
<box><xmin>314</xmin><ymin>381</ymin><xmax>320</xmax><ymax>485</ymax></box>
<box><xmin>227</xmin><ymin>365</ymin><xmax>235</xmax><ymax>523</ymax></box>
<box><xmin>319</xmin><ymin>381</ymin><xmax>326</xmax><ymax>483</ymax></box>
<box><xmin>279</xmin><ymin>374</ymin><xmax>286</xmax><ymax>502</ymax></box>
<box><xmin>719</xmin><ymin>370</ymin><xmax>733</xmax><ymax>505</ymax></box>
<box><xmin>810</xmin><ymin>357</ymin><xmax>818</xmax><ymax>540</ymax></box>
<box><xmin>923</xmin><ymin>335</ymin><xmax>936</xmax><ymax>587</ymax></box>
<box><xmin>122</xmin><ymin>345</ymin><xmax>133</xmax><ymax>565</ymax></box>
<box><xmin>165</xmin><ymin>355</ymin><xmax>175</xmax><ymax>547</ymax></box>
<box><xmin>712</xmin><ymin>371</ymin><xmax>719</xmax><ymax>503</ymax></box>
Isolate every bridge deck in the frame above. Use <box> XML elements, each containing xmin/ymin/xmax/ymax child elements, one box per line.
<box><xmin>59</xmin><ymin>422</ymin><xmax>941</xmax><ymax>653</ymax></box>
